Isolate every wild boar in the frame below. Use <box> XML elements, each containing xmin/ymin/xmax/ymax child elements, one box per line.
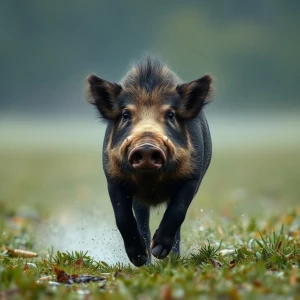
<box><xmin>86</xmin><ymin>57</ymin><xmax>213</xmax><ymax>266</ymax></box>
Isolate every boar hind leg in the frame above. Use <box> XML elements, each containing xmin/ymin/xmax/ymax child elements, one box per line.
<box><xmin>133</xmin><ymin>200</ymin><xmax>151</xmax><ymax>264</ymax></box>
<box><xmin>151</xmin><ymin>179</ymin><xmax>198</xmax><ymax>259</ymax></box>
<box><xmin>108</xmin><ymin>183</ymin><xmax>148</xmax><ymax>267</ymax></box>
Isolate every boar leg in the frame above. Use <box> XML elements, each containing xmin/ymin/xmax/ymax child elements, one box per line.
<box><xmin>151</xmin><ymin>179</ymin><xmax>198</xmax><ymax>259</ymax></box>
<box><xmin>171</xmin><ymin>228</ymin><xmax>181</xmax><ymax>254</ymax></box>
<box><xmin>133</xmin><ymin>200</ymin><xmax>151</xmax><ymax>264</ymax></box>
<box><xmin>108</xmin><ymin>183</ymin><xmax>148</xmax><ymax>266</ymax></box>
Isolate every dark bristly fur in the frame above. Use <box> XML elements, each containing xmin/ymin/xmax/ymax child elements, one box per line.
<box><xmin>86</xmin><ymin>56</ymin><xmax>213</xmax><ymax>267</ymax></box>
<box><xmin>122</xmin><ymin>56</ymin><xmax>180</xmax><ymax>92</ymax></box>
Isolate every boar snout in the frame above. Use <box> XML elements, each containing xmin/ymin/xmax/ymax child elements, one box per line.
<box><xmin>128</xmin><ymin>143</ymin><xmax>166</xmax><ymax>171</ymax></box>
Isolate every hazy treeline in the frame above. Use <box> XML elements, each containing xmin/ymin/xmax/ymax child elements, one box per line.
<box><xmin>1</xmin><ymin>0</ymin><xmax>299</xmax><ymax>115</ymax></box>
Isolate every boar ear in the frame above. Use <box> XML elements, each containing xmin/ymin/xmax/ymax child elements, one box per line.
<box><xmin>176</xmin><ymin>74</ymin><xmax>213</xmax><ymax>119</ymax></box>
<box><xmin>86</xmin><ymin>74</ymin><xmax>122</xmax><ymax>120</ymax></box>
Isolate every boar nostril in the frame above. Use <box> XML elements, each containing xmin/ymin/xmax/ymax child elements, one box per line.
<box><xmin>132</xmin><ymin>151</ymin><xmax>143</xmax><ymax>165</ymax></box>
<box><xmin>151</xmin><ymin>151</ymin><xmax>163</xmax><ymax>164</ymax></box>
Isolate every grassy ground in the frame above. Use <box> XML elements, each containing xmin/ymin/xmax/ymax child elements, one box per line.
<box><xmin>0</xmin><ymin>118</ymin><xmax>300</xmax><ymax>299</ymax></box>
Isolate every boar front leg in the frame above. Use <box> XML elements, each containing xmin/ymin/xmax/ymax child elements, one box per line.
<box><xmin>133</xmin><ymin>200</ymin><xmax>151</xmax><ymax>264</ymax></box>
<box><xmin>171</xmin><ymin>228</ymin><xmax>181</xmax><ymax>254</ymax></box>
<box><xmin>108</xmin><ymin>182</ymin><xmax>148</xmax><ymax>266</ymax></box>
<box><xmin>151</xmin><ymin>179</ymin><xmax>199</xmax><ymax>259</ymax></box>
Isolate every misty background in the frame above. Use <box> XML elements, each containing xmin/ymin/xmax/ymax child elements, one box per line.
<box><xmin>0</xmin><ymin>1</ymin><xmax>299</xmax><ymax>263</ymax></box>
<box><xmin>1</xmin><ymin>0</ymin><xmax>300</xmax><ymax>117</ymax></box>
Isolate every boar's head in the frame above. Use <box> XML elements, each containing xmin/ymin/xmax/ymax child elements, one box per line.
<box><xmin>87</xmin><ymin>57</ymin><xmax>212</xmax><ymax>181</ymax></box>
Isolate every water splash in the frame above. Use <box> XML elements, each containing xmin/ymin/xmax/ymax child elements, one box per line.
<box><xmin>36</xmin><ymin>201</ymin><xmax>129</xmax><ymax>265</ymax></box>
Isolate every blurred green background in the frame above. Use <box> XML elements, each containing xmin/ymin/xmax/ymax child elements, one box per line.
<box><xmin>1</xmin><ymin>0</ymin><xmax>300</xmax><ymax>115</ymax></box>
<box><xmin>0</xmin><ymin>1</ymin><xmax>299</xmax><ymax>263</ymax></box>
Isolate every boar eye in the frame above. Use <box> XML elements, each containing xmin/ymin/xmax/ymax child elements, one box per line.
<box><xmin>166</xmin><ymin>111</ymin><xmax>175</xmax><ymax>122</ymax></box>
<box><xmin>122</xmin><ymin>109</ymin><xmax>131</xmax><ymax>121</ymax></box>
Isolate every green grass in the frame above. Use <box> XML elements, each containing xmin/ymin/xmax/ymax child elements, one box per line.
<box><xmin>0</xmin><ymin>120</ymin><xmax>300</xmax><ymax>299</ymax></box>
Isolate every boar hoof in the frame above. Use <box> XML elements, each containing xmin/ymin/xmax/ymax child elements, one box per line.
<box><xmin>151</xmin><ymin>245</ymin><xmax>169</xmax><ymax>259</ymax></box>
<box><xmin>130</xmin><ymin>254</ymin><xmax>148</xmax><ymax>267</ymax></box>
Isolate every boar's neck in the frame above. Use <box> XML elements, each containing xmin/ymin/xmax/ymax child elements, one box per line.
<box><xmin>131</xmin><ymin>173</ymin><xmax>171</xmax><ymax>206</ymax></box>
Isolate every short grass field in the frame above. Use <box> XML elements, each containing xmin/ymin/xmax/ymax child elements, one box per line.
<box><xmin>0</xmin><ymin>116</ymin><xmax>299</xmax><ymax>299</ymax></box>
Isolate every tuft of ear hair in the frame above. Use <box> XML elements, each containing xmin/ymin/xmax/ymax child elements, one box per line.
<box><xmin>86</xmin><ymin>74</ymin><xmax>122</xmax><ymax>120</ymax></box>
<box><xmin>176</xmin><ymin>74</ymin><xmax>213</xmax><ymax>119</ymax></box>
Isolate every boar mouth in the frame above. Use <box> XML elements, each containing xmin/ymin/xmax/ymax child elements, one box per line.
<box><xmin>128</xmin><ymin>143</ymin><xmax>166</xmax><ymax>171</ymax></box>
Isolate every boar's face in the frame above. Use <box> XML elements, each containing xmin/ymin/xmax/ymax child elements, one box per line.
<box><xmin>87</xmin><ymin>59</ymin><xmax>212</xmax><ymax>180</ymax></box>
